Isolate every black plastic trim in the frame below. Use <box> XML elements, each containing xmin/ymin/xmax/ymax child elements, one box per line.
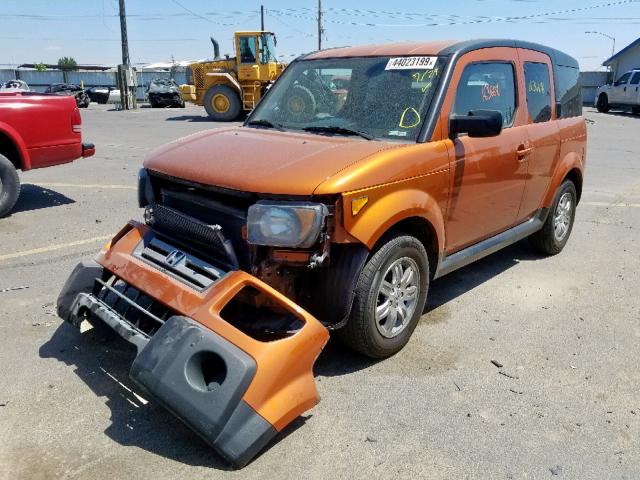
<box><xmin>434</xmin><ymin>208</ymin><xmax>549</xmax><ymax>278</ymax></box>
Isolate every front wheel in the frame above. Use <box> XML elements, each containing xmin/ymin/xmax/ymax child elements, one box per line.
<box><xmin>529</xmin><ymin>180</ymin><xmax>577</xmax><ymax>255</ymax></box>
<box><xmin>596</xmin><ymin>93</ymin><xmax>610</xmax><ymax>113</ymax></box>
<box><xmin>338</xmin><ymin>235</ymin><xmax>429</xmax><ymax>359</ymax></box>
<box><xmin>203</xmin><ymin>85</ymin><xmax>242</xmax><ymax>121</ymax></box>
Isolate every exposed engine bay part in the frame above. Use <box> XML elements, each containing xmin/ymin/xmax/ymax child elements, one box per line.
<box><xmin>44</xmin><ymin>83</ymin><xmax>90</xmax><ymax>108</ymax></box>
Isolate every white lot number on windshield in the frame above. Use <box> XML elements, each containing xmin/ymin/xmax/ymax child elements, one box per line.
<box><xmin>385</xmin><ymin>56</ymin><xmax>437</xmax><ymax>70</ymax></box>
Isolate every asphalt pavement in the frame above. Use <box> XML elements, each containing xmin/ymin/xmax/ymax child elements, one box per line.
<box><xmin>0</xmin><ymin>104</ymin><xmax>638</xmax><ymax>479</ymax></box>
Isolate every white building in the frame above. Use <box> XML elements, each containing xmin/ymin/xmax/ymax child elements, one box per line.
<box><xmin>603</xmin><ymin>38</ymin><xmax>640</xmax><ymax>79</ymax></box>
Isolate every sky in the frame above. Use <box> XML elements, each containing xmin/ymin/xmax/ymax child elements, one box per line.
<box><xmin>1</xmin><ymin>0</ymin><xmax>639</xmax><ymax>71</ymax></box>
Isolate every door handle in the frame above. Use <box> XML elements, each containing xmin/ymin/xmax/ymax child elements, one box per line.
<box><xmin>516</xmin><ymin>145</ymin><xmax>532</xmax><ymax>158</ymax></box>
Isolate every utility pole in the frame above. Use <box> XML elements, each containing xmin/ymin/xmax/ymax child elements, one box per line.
<box><xmin>317</xmin><ymin>0</ymin><xmax>323</xmax><ymax>50</ymax></box>
<box><xmin>119</xmin><ymin>0</ymin><xmax>130</xmax><ymax>66</ymax></box>
<box><xmin>118</xmin><ymin>0</ymin><xmax>136</xmax><ymax>109</ymax></box>
<box><xmin>260</xmin><ymin>5</ymin><xmax>264</xmax><ymax>31</ymax></box>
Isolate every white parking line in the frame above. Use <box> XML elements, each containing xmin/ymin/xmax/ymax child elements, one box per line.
<box><xmin>0</xmin><ymin>235</ymin><xmax>111</xmax><ymax>262</ymax></box>
<box><xmin>33</xmin><ymin>182</ymin><xmax>136</xmax><ymax>190</ymax></box>
<box><xmin>582</xmin><ymin>201</ymin><xmax>640</xmax><ymax>208</ymax></box>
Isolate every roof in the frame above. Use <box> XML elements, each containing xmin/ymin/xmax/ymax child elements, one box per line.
<box><xmin>603</xmin><ymin>37</ymin><xmax>640</xmax><ymax>65</ymax></box>
<box><xmin>302</xmin><ymin>39</ymin><xmax>578</xmax><ymax>69</ymax></box>
<box><xmin>304</xmin><ymin>41</ymin><xmax>457</xmax><ymax>59</ymax></box>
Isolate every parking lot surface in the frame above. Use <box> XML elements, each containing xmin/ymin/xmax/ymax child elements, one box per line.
<box><xmin>1</xmin><ymin>104</ymin><xmax>639</xmax><ymax>479</ymax></box>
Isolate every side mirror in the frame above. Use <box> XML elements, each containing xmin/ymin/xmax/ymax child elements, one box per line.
<box><xmin>449</xmin><ymin>110</ymin><xmax>503</xmax><ymax>139</ymax></box>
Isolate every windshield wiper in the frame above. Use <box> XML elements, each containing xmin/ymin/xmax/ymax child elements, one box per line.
<box><xmin>302</xmin><ymin>125</ymin><xmax>374</xmax><ymax>141</ymax></box>
<box><xmin>245</xmin><ymin>119</ymin><xmax>285</xmax><ymax>131</ymax></box>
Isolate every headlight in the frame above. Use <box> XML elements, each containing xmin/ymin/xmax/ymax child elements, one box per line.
<box><xmin>247</xmin><ymin>201</ymin><xmax>328</xmax><ymax>248</ymax></box>
<box><xmin>137</xmin><ymin>168</ymin><xmax>154</xmax><ymax>208</ymax></box>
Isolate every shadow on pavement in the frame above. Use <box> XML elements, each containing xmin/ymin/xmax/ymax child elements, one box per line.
<box><xmin>315</xmin><ymin>239</ymin><xmax>543</xmax><ymax>377</ymax></box>
<box><xmin>39</xmin><ymin>323</ymin><xmax>233</xmax><ymax>470</ymax></box>
<box><xmin>165</xmin><ymin>115</ymin><xmax>212</xmax><ymax>122</ymax></box>
<box><xmin>37</xmin><ymin>239</ymin><xmax>544</xmax><ymax>468</ymax></box>
<box><xmin>11</xmin><ymin>184</ymin><xmax>75</xmax><ymax>214</ymax></box>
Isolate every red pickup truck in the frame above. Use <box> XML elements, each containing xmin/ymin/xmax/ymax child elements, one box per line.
<box><xmin>0</xmin><ymin>92</ymin><xmax>94</xmax><ymax>217</ymax></box>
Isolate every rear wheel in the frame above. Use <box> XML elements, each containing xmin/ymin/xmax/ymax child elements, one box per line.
<box><xmin>0</xmin><ymin>153</ymin><xmax>21</xmax><ymax>217</ymax></box>
<box><xmin>338</xmin><ymin>234</ymin><xmax>429</xmax><ymax>359</ymax></box>
<box><xmin>632</xmin><ymin>106</ymin><xmax>640</xmax><ymax>115</ymax></box>
<box><xmin>529</xmin><ymin>180</ymin><xmax>577</xmax><ymax>255</ymax></box>
<box><xmin>596</xmin><ymin>93</ymin><xmax>610</xmax><ymax>113</ymax></box>
<box><xmin>203</xmin><ymin>85</ymin><xmax>242</xmax><ymax>121</ymax></box>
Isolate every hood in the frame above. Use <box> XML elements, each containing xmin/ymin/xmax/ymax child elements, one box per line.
<box><xmin>143</xmin><ymin>127</ymin><xmax>396</xmax><ymax>195</ymax></box>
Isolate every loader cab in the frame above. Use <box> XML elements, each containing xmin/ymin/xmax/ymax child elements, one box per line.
<box><xmin>235</xmin><ymin>31</ymin><xmax>282</xmax><ymax>82</ymax></box>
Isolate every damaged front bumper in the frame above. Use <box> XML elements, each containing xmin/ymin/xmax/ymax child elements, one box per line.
<box><xmin>57</xmin><ymin>221</ymin><xmax>329</xmax><ymax>468</ymax></box>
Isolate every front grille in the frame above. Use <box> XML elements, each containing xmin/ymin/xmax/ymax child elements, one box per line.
<box><xmin>149</xmin><ymin>173</ymin><xmax>253</xmax><ymax>269</ymax></box>
<box><xmin>134</xmin><ymin>234</ymin><xmax>225</xmax><ymax>291</ymax></box>
<box><xmin>95</xmin><ymin>274</ymin><xmax>176</xmax><ymax>338</ymax></box>
<box><xmin>149</xmin><ymin>203</ymin><xmax>239</xmax><ymax>270</ymax></box>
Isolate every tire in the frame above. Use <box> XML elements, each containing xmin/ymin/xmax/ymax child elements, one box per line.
<box><xmin>284</xmin><ymin>85</ymin><xmax>316</xmax><ymax>122</ymax></box>
<box><xmin>338</xmin><ymin>234</ymin><xmax>430</xmax><ymax>359</ymax></box>
<box><xmin>529</xmin><ymin>180</ymin><xmax>577</xmax><ymax>256</ymax></box>
<box><xmin>632</xmin><ymin>106</ymin><xmax>640</xmax><ymax>115</ymax></box>
<box><xmin>0</xmin><ymin>153</ymin><xmax>21</xmax><ymax>218</ymax></box>
<box><xmin>203</xmin><ymin>85</ymin><xmax>242</xmax><ymax>121</ymax></box>
<box><xmin>596</xmin><ymin>93</ymin><xmax>610</xmax><ymax>113</ymax></box>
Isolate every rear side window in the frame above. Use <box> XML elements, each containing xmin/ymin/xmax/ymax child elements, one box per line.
<box><xmin>452</xmin><ymin>62</ymin><xmax>516</xmax><ymax>127</ymax></box>
<box><xmin>630</xmin><ymin>72</ymin><xmax>640</xmax><ymax>85</ymax></box>
<box><xmin>524</xmin><ymin>62</ymin><xmax>552</xmax><ymax>123</ymax></box>
<box><xmin>555</xmin><ymin>65</ymin><xmax>582</xmax><ymax>118</ymax></box>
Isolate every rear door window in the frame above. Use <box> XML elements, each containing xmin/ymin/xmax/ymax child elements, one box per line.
<box><xmin>452</xmin><ymin>62</ymin><xmax>517</xmax><ymax>127</ymax></box>
<box><xmin>524</xmin><ymin>62</ymin><xmax>552</xmax><ymax>123</ymax></box>
<box><xmin>630</xmin><ymin>72</ymin><xmax>640</xmax><ymax>85</ymax></box>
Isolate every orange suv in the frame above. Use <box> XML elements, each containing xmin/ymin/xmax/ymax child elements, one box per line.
<box><xmin>58</xmin><ymin>39</ymin><xmax>586</xmax><ymax>467</ymax></box>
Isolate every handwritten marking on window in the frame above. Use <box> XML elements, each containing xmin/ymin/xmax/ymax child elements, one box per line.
<box><xmin>528</xmin><ymin>80</ymin><xmax>546</xmax><ymax>94</ymax></box>
<box><xmin>399</xmin><ymin>107</ymin><xmax>421</xmax><ymax>129</ymax></box>
<box><xmin>481</xmin><ymin>83</ymin><xmax>500</xmax><ymax>101</ymax></box>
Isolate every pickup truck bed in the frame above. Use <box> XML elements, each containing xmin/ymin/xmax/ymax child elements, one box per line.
<box><xmin>0</xmin><ymin>92</ymin><xmax>94</xmax><ymax>216</ymax></box>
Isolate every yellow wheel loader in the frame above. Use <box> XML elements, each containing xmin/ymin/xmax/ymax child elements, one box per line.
<box><xmin>180</xmin><ymin>31</ymin><xmax>286</xmax><ymax>121</ymax></box>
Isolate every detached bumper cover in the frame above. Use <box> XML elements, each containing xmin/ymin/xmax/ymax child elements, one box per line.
<box><xmin>57</xmin><ymin>245</ymin><xmax>329</xmax><ymax>468</ymax></box>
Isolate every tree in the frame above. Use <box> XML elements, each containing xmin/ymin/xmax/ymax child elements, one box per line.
<box><xmin>57</xmin><ymin>56</ymin><xmax>77</xmax><ymax>70</ymax></box>
<box><xmin>34</xmin><ymin>62</ymin><xmax>47</xmax><ymax>72</ymax></box>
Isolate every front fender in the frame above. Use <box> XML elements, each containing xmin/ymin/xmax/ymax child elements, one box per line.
<box><xmin>341</xmin><ymin>173</ymin><xmax>448</xmax><ymax>252</ymax></box>
<box><xmin>0</xmin><ymin>122</ymin><xmax>30</xmax><ymax>170</ymax></box>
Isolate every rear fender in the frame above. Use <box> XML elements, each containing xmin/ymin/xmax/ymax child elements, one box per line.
<box><xmin>543</xmin><ymin>151</ymin><xmax>583</xmax><ymax>207</ymax></box>
<box><xmin>0</xmin><ymin>122</ymin><xmax>30</xmax><ymax>170</ymax></box>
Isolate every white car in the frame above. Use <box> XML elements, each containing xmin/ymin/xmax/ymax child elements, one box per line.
<box><xmin>595</xmin><ymin>69</ymin><xmax>640</xmax><ymax>114</ymax></box>
<box><xmin>0</xmin><ymin>80</ymin><xmax>30</xmax><ymax>92</ymax></box>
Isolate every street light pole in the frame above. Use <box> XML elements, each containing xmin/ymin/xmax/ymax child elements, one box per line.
<box><xmin>585</xmin><ymin>31</ymin><xmax>616</xmax><ymax>59</ymax></box>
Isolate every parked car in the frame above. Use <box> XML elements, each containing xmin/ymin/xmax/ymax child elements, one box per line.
<box><xmin>0</xmin><ymin>92</ymin><xmax>94</xmax><ymax>216</ymax></box>
<box><xmin>57</xmin><ymin>39</ymin><xmax>585</xmax><ymax>468</ymax></box>
<box><xmin>147</xmin><ymin>78</ymin><xmax>185</xmax><ymax>108</ymax></box>
<box><xmin>595</xmin><ymin>69</ymin><xmax>640</xmax><ymax>114</ymax></box>
<box><xmin>0</xmin><ymin>80</ymin><xmax>30</xmax><ymax>92</ymax></box>
<box><xmin>44</xmin><ymin>83</ymin><xmax>90</xmax><ymax>108</ymax></box>
<box><xmin>85</xmin><ymin>86</ymin><xmax>120</xmax><ymax>104</ymax></box>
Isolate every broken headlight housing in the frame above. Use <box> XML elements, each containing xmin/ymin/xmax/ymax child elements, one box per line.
<box><xmin>247</xmin><ymin>201</ymin><xmax>328</xmax><ymax>248</ymax></box>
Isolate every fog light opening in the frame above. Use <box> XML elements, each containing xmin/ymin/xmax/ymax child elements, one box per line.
<box><xmin>186</xmin><ymin>351</ymin><xmax>227</xmax><ymax>392</ymax></box>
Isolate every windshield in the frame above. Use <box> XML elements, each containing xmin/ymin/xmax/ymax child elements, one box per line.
<box><xmin>248</xmin><ymin>56</ymin><xmax>446</xmax><ymax>141</ymax></box>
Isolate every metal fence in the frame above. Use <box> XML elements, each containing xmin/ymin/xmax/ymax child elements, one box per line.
<box><xmin>0</xmin><ymin>69</ymin><xmax>188</xmax><ymax>101</ymax></box>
